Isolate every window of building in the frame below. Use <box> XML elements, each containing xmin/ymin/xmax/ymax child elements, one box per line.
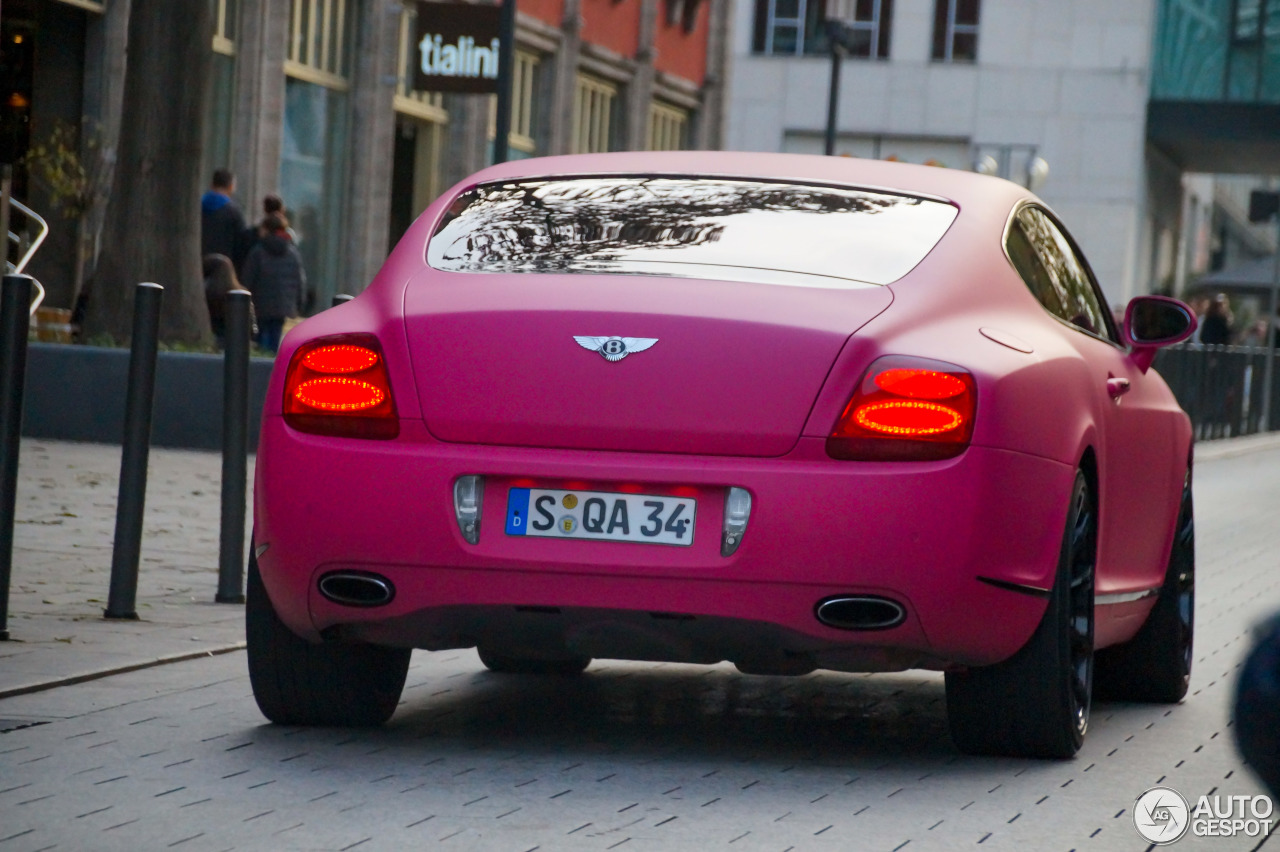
<box><xmin>282</xmin><ymin>0</ymin><xmax>354</xmax><ymax>311</ymax></box>
<box><xmin>752</xmin><ymin>0</ymin><xmax>892</xmax><ymax>58</ymax></box>
<box><xmin>394</xmin><ymin>4</ymin><xmax>448</xmax><ymax>124</ymax></box>
<box><xmin>1233</xmin><ymin>0</ymin><xmax>1263</xmax><ymax>42</ymax></box>
<box><xmin>664</xmin><ymin>0</ymin><xmax>708</xmax><ymax>33</ymax></box>
<box><xmin>931</xmin><ymin>0</ymin><xmax>979</xmax><ymax>62</ymax></box>
<box><xmin>488</xmin><ymin>50</ymin><xmax>541</xmax><ymax>159</ymax></box>
<box><xmin>648</xmin><ymin>101</ymin><xmax>689</xmax><ymax>151</ymax></box>
<box><xmin>286</xmin><ymin>0</ymin><xmax>351</xmax><ymax>88</ymax></box>
<box><xmin>391</xmin><ymin>4</ymin><xmax>449</xmax><ymax>249</ymax></box>
<box><xmin>572</xmin><ymin>73</ymin><xmax>619</xmax><ymax>154</ymax></box>
<box><xmin>204</xmin><ymin>0</ymin><xmax>238</xmax><ymax>184</ymax></box>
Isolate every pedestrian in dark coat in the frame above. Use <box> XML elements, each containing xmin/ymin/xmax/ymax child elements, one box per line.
<box><xmin>244</xmin><ymin>193</ymin><xmax>301</xmax><ymax>260</ymax></box>
<box><xmin>241</xmin><ymin>214</ymin><xmax>307</xmax><ymax>353</ymax></box>
<box><xmin>1199</xmin><ymin>294</ymin><xmax>1233</xmax><ymax>345</ymax></box>
<box><xmin>200</xmin><ymin>168</ymin><xmax>251</xmax><ymax>270</ymax></box>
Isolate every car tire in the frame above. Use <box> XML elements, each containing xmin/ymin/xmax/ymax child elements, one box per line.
<box><xmin>246</xmin><ymin>549</ymin><xmax>411</xmax><ymax>726</ymax></box>
<box><xmin>1094</xmin><ymin>472</ymin><xmax>1194</xmax><ymax>703</ymax></box>
<box><xmin>945</xmin><ymin>470</ymin><xmax>1096</xmax><ymax>759</ymax></box>
<box><xmin>477</xmin><ymin>646</ymin><xmax>591</xmax><ymax>675</ymax></box>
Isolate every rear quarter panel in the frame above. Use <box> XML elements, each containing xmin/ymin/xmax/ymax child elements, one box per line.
<box><xmin>802</xmin><ymin>188</ymin><xmax>1189</xmax><ymax>617</ymax></box>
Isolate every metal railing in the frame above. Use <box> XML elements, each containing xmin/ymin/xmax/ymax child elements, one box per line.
<box><xmin>1154</xmin><ymin>344</ymin><xmax>1280</xmax><ymax>441</ymax></box>
<box><xmin>5</xmin><ymin>197</ymin><xmax>48</xmax><ymax>277</ymax></box>
<box><xmin>4</xmin><ymin>198</ymin><xmax>48</xmax><ymax>316</ymax></box>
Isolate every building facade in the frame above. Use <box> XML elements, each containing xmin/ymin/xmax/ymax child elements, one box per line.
<box><xmin>729</xmin><ymin>0</ymin><xmax>1178</xmax><ymax>306</ymax></box>
<box><xmin>2</xmin><ymin>0</ymin><xmax>731</xmax><ymax>311</ymax></box>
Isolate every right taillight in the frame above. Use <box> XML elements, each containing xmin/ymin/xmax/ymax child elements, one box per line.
<box><xmin>283</xmin><ymin>333</ymin><xmax>399</xmax><ymax>439</ymax></box>
<box><xmin>826</xmin><ymin>356</ymin><xmax>976</xmax><ymax>461</ymax></box>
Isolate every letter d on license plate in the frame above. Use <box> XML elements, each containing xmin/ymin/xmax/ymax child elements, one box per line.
<box><xmin>505</xmin><ymin>487</ymin><xmax>695</xmax><ymax>546</ymax></box>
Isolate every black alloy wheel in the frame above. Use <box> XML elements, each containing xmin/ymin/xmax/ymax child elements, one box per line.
<box><xmin>1095</xmin><ymin>470</ymin><xmax>1194</xmax><ymax>703</ymax></box>
<box><xmin>946</xmin><ymin>469</ymin><xmax>1096</xmax><ymax>758</ymax></box>
<box><xmin>1064</xmin><ymin>474</ymin><xmax>1097</xmax><ymax>740</ymax></box>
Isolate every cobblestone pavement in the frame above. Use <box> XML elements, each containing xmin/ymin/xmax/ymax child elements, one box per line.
<box><xmin>1</xmin><ymin>441</ymin><xmax>252</xmax><ymax>698</ymax></box>
<box><xmin>0</xmin><ymin>437</ymin><xmax>1278</xmax><ymax>851</ymax></box>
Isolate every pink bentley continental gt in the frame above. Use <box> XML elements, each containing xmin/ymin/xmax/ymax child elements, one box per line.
<box><xmin>247</xmin><ymin>152</ymin><xmax>1196</xmax><ymax>759</ymax></box>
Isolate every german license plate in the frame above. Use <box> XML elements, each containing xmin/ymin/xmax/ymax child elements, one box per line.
<box><xmin>505</xmin><ymin>487</ymin><xmax>696</xmax><ymax>546</ymax></box>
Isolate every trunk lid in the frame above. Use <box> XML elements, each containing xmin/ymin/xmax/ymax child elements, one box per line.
<box><xmin>402</xmin><ymin>271</ymin><xmax>893</xmax><ymax>457</ymax></box>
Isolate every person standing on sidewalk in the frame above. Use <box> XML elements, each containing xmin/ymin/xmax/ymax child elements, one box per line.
<box><xmin>200</xmin><ymin>168</ymin><xmax>252</xmax><ymax>271</ymax></box>
<box><xmin>241</xmin><ymin>213</ymin><xmax>307</xmax><ymax>353</ymax></box>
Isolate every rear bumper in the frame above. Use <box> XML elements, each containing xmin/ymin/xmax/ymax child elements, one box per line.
<box><xmin>254</xmin><ymin>419</ymin><xmax>1075</xmax><ymax>669</ymax></box>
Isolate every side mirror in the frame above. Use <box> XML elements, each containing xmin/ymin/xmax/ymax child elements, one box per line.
<box><xmin>1124</xmin><ymin>295</ymin><xmax>1197</xmax><ymax>373</ymax></box>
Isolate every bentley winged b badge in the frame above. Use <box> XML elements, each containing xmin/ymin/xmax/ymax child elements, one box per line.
<box><xmin>573</xmin><ymin>336</ymin><xmax>659</xmax><ymax>362</ymax></box>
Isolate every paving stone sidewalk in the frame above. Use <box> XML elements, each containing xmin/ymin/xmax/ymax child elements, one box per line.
<box><xmin>2</xmin><ymin>431</ymin><xmax>1279</xmax><ymax>703</ymax></box>
<box><xmin>1</xmin><ymin>439</ymin><xmax>253</xmax><ymax>698</ymax></box>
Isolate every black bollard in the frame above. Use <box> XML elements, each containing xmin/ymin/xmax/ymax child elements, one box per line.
<box><xmin>216</xmin><ymin>290</ymin><xmax>250</xmax><ymax>603</ymax></box>
<box><xmin>105</xmin><ymin>283</ymin><xmax>163</xmax><ymax>620</ymax></box>
<box><xmin>332</xmin><ymin>293</ymin><xmax>354</xmax><ymax>308</ymax></box>
<box><xmin>0</xmin><ymin>274</ymin><xmax>34</xmax><ymax>641</ymax></box>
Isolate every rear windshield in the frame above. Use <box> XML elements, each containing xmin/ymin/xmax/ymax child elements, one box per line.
<box><xmin>426</xmin><ymin>176</ymin><xmax>957</xmax><ymax>288</ymax></box>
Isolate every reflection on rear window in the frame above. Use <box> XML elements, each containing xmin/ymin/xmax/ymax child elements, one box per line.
<box><xmin>427</xmin><ymin>177</ymin><xmax>958</xmax><ymax>288</ymax></box>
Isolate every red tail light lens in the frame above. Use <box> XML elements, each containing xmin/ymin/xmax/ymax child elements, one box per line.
<box><xmin>854</xmin><ymin>400</ymin><xmax>964</xmax><ymax>436</ymax></box>
<box><xmin>302</xmin><ymin>344</ymin><xmax>380</xmax><ymax>374</ymax></box>
<box><xmin>874</xmin><ymin>368</ymin><xmax>967</xmax><ymax>400</ymax></box>
<box><xmin>283</xmin><ymin>334</ymin><xmax>399</xmax><ymax>439</ymax></box>
<box><xmin>827</xmin><ymin>356</ymin><xmax>976</xmax><ymax>461</ymax></box>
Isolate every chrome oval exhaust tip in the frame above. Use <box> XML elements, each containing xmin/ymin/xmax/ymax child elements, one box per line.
<box><xmin>815</xmin><ymin>595</ymin><xmax>906</xmax><ymax>631</ymax></box>
<box><xmin>318</xmin><ymin>572</ymin><xmax>395</xmax><ymax>607</ymax></box>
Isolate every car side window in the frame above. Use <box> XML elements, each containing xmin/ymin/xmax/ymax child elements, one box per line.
<box><xmin>1010</xmin><ymin>207</ymin><xmax>1115</xmax><ymax>343</ymax></box>
<box><xmin>1006</xmin><ymin>219</ymin><xmax>1066</xmax><ymax>318</ymax></box>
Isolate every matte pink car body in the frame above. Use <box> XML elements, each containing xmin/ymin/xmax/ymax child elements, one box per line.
<box><xmin>253</xmin><ymin>152</ymin><xmax>1191</xmax><ymax>678</ymax></box>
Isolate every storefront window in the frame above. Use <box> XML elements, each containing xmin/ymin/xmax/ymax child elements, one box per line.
<box><xmin>281</xmin><ymin>0</ymin><xmax>352</xmax><ymax>310</ymax></box>
<box><xmin>280</xmin><ymin>78</ymin><xmax>348</xmax><ymax>311</ymax></box>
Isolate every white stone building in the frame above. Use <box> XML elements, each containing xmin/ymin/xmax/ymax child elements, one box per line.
<box><xmin>726</xmin><ymin>0</ymin><xmax>1169</xmax><ymax>306</ymax></box>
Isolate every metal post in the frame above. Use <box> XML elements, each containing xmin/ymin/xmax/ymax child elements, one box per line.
<box><xmin>0</xmin><ymin>273</ymin><xmax>34</xmax><ymax>641</ymax></box>
<box><xmin>216</xmin><ymin>290</ymin><xmax>250</xmax><ymax>604</ymax></box>
<box><xmin>823</xmin><ymin>35</ymin><xmax>843</xmax><ymax>156</ymax></box>
<box><xmin>105</xmin><ymin>283</ymin><xmax>163</xmax><ymax>620</ymax></box>
<box><xmin>1261</xmin><ymin>217</ymin><xmax>1280</xmax><ymax>433</ymax></box>
<box><xmin>332</xmin><ymin>293</ymin><xmax>354</xmax><ymax>308</ymax></box>
<box><xmin>0</xmin><ymin>165</ymin><xmax>12</xmax><ymax>264</ymax></box>
<box><xmin>492</xmin><ymin>0</ymin><xmax>517</xmax><ymax>165</ymax></box>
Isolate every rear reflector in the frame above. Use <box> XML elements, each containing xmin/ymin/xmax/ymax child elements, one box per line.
<box><xmin>283</xmin><ymin>333</ymin><xmax>399</xmax><ymax>439</ymax></box>
<box><xmin>454</xmin><ymin>475</ymin><xmax>484</xmax><ymax>544</ymax></box>
<box><xmin>721</xmin><ymin>487</ymin><xmax>752</xmax><ymax>557</ymax></box>
<box><xmin>827</xmin><ymin>355</ymin><xmax>976</xmax><ymax>461</ymax></box>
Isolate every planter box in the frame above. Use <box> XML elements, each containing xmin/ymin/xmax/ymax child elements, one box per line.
<box><xmin>21</xmin><ymin>343</ymin><xmax>275</xmax><ymax>451</ymax></box>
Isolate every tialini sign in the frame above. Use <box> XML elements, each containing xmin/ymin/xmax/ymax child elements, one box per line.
<box><xmin>412</xmin><ymin>1</ymin><xmax>502</xmax><ymax>93</ymax></box>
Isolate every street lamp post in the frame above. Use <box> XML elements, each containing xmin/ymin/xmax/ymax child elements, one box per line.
<box><xmin>822</xmin><ymin>0</ymin><xmax>858</xmax><ymax>156</ymax></box>
<box><xmin>1248</xmin><ymin>189</ymin><xmax>1280</xmax><ymax>432</ymax></box>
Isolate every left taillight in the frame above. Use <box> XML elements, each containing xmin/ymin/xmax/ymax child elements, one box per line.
<box><xmin>827</xmin><ymin>355</ymin><xmax>976</xmax><ymax>461</ymax></box>
<box><xmin>282</xmin><ymin>333</ymin><xmax>399</xmax><ymax>439</ymax></box>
